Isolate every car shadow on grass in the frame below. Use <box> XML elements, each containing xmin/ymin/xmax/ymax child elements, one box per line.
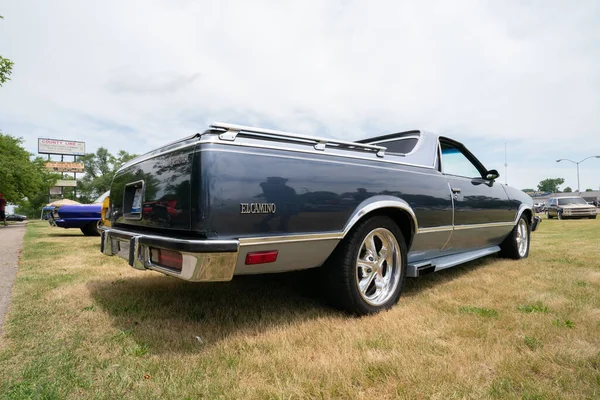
<box><xmin>87</xmin><ymin>255</ymin><xmax>497</xmax><ymax>355</ymax></box>
<box><xmin>47</xmin><ymin>233</ymin><xmax>87</xmax><ymax>237</ymax></box>
<box><xmin>87</xmin><ymin>269</ymin><xmax>336</xmax><ymax>354</ymax></box>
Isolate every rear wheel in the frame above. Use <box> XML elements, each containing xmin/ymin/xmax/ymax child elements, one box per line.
<box><xmin>546</xmin><ymin>211</ymin><xmax>553</xmax><ymax>219</ymax></box>
<box><xmin>322</xmin><ymin>216</ymin><xmax>407</xmax><ymax>315</ymax></box>
<box><xmin>81</xmin><ymin>221</ymin><xmax>101</xmax><ymax>236</ymax></box>
<box><xmin>500</xmin><ymin>215</ymin><xmax>530</xmax><ymax>259</ymax></box>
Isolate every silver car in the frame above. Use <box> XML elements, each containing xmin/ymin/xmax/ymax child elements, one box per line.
<box><xmin>545</xmin><ymin>196</ymin><xmax>597</xmax><ymax>219</ymax></box>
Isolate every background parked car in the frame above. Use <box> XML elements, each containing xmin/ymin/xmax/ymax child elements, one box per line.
<box><xmin>6</xmin><ymin>214</ymin><xmax>28</xmax><ymax>222</ymax></box>
<box><xmin>48</xmin><ymin>191</ymin><xmax>109</xmax><ymax>236</ymax></box>
<box><xmin>545</xmin><ymin>196</ymin><xmax>597</xmax><ymax>220</ymax></box>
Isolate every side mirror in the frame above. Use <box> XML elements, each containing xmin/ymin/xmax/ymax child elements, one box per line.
<box><xmin>486</xmin><ymin>169</ymin><xmax>500</xmax><ymax>181</ymax></box>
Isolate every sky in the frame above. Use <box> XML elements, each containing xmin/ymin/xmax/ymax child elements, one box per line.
<box><xmin>1</xmin><ymin>0</ymin><xmax>599</xmax><ymax>193</ymax></box>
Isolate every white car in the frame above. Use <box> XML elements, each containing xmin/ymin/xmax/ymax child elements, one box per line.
<box><xmin>545</xmin><ymin>197</ymin><xmax>597</xmax><ymax>219</ymax></box>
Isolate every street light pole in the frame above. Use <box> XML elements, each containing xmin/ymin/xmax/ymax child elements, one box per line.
<box><xmin>556</xmin><ymin>156</ymin><xmax>600</xmax><ymax>193</ymax></box>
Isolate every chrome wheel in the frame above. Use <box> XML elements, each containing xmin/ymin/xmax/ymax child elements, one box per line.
<box><xmin>355</xmin><ymin>228</ymin><xmax>402</xmax><ymax>307</ymax></box>
<box><xmin>515</xmin><ymin>218</ymin><xmax>529</xmax><ymax>257</ymax></box>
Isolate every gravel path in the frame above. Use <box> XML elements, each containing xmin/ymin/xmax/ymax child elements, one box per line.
<box><xmin>0</xmin><ymin>222</ymin><xmax>26</xmax><ymax>339</ymax></box>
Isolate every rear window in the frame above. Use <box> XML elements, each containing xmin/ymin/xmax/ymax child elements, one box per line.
<box><xmin>557</xmin><ymin>197</ymin><xmax>587</xmax><ymax>205</ymax></box>
<box><xmin>383</xmin><ymin>138</ymin><xmax>419</xmax><ymax>154</ymax></box>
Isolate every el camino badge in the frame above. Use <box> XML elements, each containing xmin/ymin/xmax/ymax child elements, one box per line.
<box><xmin>240</xmin><ymin>203</ymin><xmax>276</xmax><ymax>214</ymax></box>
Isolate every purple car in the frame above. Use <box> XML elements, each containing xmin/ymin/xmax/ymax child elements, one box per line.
<box><xmin>49</xmin><ymin>191</ymin><xmax>109</xmax><ymax>236</ymax></box>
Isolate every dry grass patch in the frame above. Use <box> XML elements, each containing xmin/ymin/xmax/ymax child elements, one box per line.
<box><xmin>0</xmin><ymin>218</ymin><xmax>599</xmax><ymax>399</ymax></box>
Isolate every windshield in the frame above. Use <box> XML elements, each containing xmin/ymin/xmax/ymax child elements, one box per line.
<box><xmin>557</xmin><ymin>197</ymin><xmax>587</xmax><ymax>206</ymax></box>
<box><xmin>93</xmin><ymin>191</ymin><xmax>110</xmax><ymax>204</ymax></box>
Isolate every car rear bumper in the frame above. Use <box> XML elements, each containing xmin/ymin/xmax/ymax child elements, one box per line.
<box><xmin>100</xmin><ymin>227</ymin><xmax>240</xmax><ymax>282</ymax></box>
<box><xmin>52</xmin><ymin>218</ymin><xmax>99</xmax><ymax>228</ymax></box>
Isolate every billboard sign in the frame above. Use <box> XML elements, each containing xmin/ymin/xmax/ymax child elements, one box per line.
<box><xmin>45</xmin><ymin>161</ymin><xmax>85</xmax><ymax>173</ymax></box>
<box><xmin>38</xmin><ymin>138</ymin><xmax>86</xmax><ymax>156</ymax></box>
<box><xmin>49</xmin><ymin>186</ymin><xmax>62</xmax><ymax>195</ymax></box>
<box><xmin>55</xmin><ymin>179</ymin><xmax>77</xmax><ymax>187</ymax></box>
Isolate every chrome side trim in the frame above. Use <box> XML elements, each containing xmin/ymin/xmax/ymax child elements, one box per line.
<box><xmin>418</xmin><ymin>225</ymin><xmax>453</xmax><ymax>234</ymax></box>
<box><xmin>453</xmin><ymin>222</ymin><xmax>515</xmax><ymax>231</ymax></box>
<box><xmin>238</xmin><ymin>232</ymin><xmax>342</xmax><ymax>246</ymax></box>
<box><xmin>343</xmin><ymin>197</ymin><xmax>418</xmax><ymax>237</ymax></box>
<box><xmin>416</xmin><ymin>221</ymin><xmax>515</xmax><ymax>234</ymax></box>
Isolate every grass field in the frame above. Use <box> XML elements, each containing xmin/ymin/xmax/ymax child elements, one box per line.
<box><xmin>0</xmin><ymin>218</ymin><xmax>599</xmax><ymax>399</ymax></box>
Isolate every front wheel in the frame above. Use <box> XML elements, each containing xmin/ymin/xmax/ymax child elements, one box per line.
<box><xmin>322</xmin><ymin>216</ymin><xmax>407</xmax><ymax>316</ymax></box>
<box><xmin>546</xmin><ymin>211</ymin><xmax>553</xmax><ymax>219</ymax></box>
<box><xmin>500</xmin><ymin>215</ymin><xmax>530</xmax><ymax>260</ymax></box>
<box><xmin>589</xmin><ymin>215</ymin><xmax>597</xmax><ymax>220</ymax></box>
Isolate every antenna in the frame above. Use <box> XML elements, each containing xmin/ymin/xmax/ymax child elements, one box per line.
<box><xmin>504</xmin><ymin>142</ymin><xmax>508</xmax><ymax>185</ymax></box>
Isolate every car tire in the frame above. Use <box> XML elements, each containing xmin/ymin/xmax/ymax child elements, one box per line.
<box><xmin>321</xmin><ymin>215</ymin><xmax>407</xmax><ymax>316</ymax></box>
<box><xmin>557</xmin><ymin>211</ymin><xmax>563</xmax><ymax>220</ymax></box>
<box><xmin>81</xmin><ymin>221</ymin><xmax>101</xmax><ymax>236</ymax></box>
<box><xmin>546</xmin><ymin>211</ymin><xmax>553</xmax><ymax>219</ymax></box>
<box><xmin>500</xmin><ymin>215</ymin><xmax>531</xmax><ymax>260</ymax></box>
<box><xmin>590</xmin><ymin>215</ymin><xmax>597</xmax><ymax>220</ymax></box>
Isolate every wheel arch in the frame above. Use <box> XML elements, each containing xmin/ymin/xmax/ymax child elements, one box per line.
<box><xmin>515</xmin><ymin>204</ymin><xmax>534</xmax><ymax>227</ymax></box>
<box><xmin>342</xmin><ymin>196</ymin><xmax>417</xmax><ymax>250</ymax></box>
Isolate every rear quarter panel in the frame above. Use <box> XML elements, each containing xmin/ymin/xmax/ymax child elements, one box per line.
<box><xmin>194</xmin><ymin>143</ymin><xmax>453</xmax><ymax>240</ymax></box>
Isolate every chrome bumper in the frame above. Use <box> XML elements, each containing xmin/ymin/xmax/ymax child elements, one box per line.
<box><xmin>100</xmin><ymin>227</ymin><xmax>240</xmax><ymax>282</ymax></box>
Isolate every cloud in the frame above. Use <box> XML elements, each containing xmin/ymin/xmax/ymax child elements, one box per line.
<box><xmin>105</xmin><ymin>69</ymin><xmax>200</xmax><ymax>95</ymax></box>
<box><xmin>0</xmin><ymin>0</ymin><xmax>599</xmax><ymax>190</ymax></box>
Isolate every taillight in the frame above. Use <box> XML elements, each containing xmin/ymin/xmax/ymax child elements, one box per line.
<box><xmin>150</xmin><ymin>248</ymin><xmax>183</xmax><ymax>271</ymax></box>
<box><xmin>245</xmin><ymin>250</ymin><xmax>278</xmax><ymax>265</ymax></box>
<box><xmin>101</xmin><ymin>196</ymin><xmax>111</xmax><ymax>227</ymax></box>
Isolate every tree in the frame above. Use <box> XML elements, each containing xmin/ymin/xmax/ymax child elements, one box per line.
<box><xmin>14</xmin><ymin>164</ymin><xmax>61</xmax><ymax>218</ymax></box>
<box><xmin>563</xmin><ymin>187</ymin><xmax>572</xmax><ymax>193</ymax></box>
<box><xmin>521</xmin><ymin>188</ymin><xmax>535</xmax><ymax>193</ymax></box>
<box><xmin>77</xmin><ymin>148</ymin><xmax>137</xmax><ymax>203</ymax></box>
<box><xmin>537</xmin><ymin>178</ymin><xmax>565</xmax><ymax>193</ymax></box>
<box><xmin>0</xmin><ymin>16</ymin><xmax>14</xmax><ymax>87</ymax></box>
<box><xmin>0</xmin><ymin>132</ymin><xmax>55</xmax><ymax>205</ymax></box>
<box><xmin>585</xmin><ymin>188</ymin><xmax>593</xmax><ymax>192</ymax></box>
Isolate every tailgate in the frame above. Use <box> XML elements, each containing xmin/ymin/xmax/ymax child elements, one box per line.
<box><xmin>109</xmin><ymin>138</ymin><xmax>198</xmax><ymax>232</ymax></box>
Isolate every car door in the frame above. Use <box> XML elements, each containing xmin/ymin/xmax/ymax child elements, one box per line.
<box><xmin>546</xmin><ymin>198</ymin><xmax>555</xmax><ymax>217</ymax></box>
<box><xmin>439</xmin><ymin>138</ymin><xmax>514</xmax><ymax>253</ymax></box>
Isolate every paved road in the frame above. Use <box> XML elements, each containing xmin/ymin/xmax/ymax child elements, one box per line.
<box><xmin>0</xmin><ymin>222</ymin><xmax>26</xmax><ymax>339</ymax></box>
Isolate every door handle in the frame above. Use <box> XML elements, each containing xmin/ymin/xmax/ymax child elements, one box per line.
<box><xmin>451</xmin><ymin>187</ymin><xmax>462</xmax><ymax>193</ymax></box>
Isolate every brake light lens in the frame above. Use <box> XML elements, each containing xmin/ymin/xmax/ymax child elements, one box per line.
<box><xmin>245</xmin><ymin>250</ymin><xmax>278</xmax><ymax>265</ymax></box>
<box><xmin>150</xmin><ymin>248</ymin><xmax>183</xmax><ymax>271</ymax></box>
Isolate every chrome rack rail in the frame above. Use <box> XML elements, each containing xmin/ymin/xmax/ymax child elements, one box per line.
<box><xmin>210</xmin><ymin>122</ymin><xmax>386</xmax><ymax>158</ymax></box>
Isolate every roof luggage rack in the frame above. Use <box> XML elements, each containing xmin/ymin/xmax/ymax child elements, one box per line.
<box><xmin>210</xmin><ymin>122</ymin><xmax>386</xmax><ymax>158</ymax></box>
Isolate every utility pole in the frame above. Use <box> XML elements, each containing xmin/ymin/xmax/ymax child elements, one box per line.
<box><xmin>504</xmin><ymin>142</ymin><xmax>508</xmax><ymax>185</ymax></box>
<box><xmin>556</xmin><ymin>156</ymin><xmax>600</xmax><ymax>193</ymax></box>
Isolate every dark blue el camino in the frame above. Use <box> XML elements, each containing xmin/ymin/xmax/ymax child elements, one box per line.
<box><xmin>49</xmin><ymin>191</ymin><xmax>109</xmax><ymax>236</ymax></box>
<box><xmin>100</xmin><ymin>122</ymin><xmax>541</xmax><ymax>315</ymax></box>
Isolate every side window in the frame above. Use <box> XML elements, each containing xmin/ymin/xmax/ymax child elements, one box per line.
<box><xmin>440</xmin><ymin>142</ymin><xmax>482</xmax><ymax>178</ymax></box>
